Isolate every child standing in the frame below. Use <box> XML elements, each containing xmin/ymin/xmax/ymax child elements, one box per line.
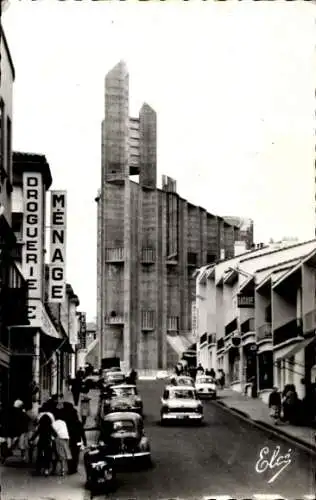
<box><xmin>52</xmin><ymin>410</ymin><xmax>71</xmax><ymax>476</ymax></box>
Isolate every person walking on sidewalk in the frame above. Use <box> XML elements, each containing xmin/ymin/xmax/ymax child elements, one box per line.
<box><xmin>71</xmin><ymin>372</ymin><xmax>83</xmax><ymax>407</ymax></box>
<box><xmin>268</xmin><ymin>387</ymin><xmax>281</xmax><ymax>425</ymax></box>
<box><xmin>29</xmin><ymin>414</ymin><xmax>58</xmax><ymax>476</ymax></box>
<box><xmin>79</xmin><ymin>391</ymin><xmax>91</xmax><ymax>429</ymax></box>
<box><xmin>52</xmin><ymin>410</ymin><xmax>71</xmax><ymax>476</ymax></box>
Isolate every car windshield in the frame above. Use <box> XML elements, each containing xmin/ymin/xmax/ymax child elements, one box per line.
<box><xmin>112</xmin><ymin>420</ymin><xmax>135</xmax><ymax>432</ymax></box>
<box><xmin>177</xmin><ymin>378</ymin><xmax>193</xmax><ymax>385</ymax></box>
<box><xmin>171</xmin><ymin>389</ymin><xmax>196</xmax><ymax>399</ymax></box>
<box><xmin>197</xmin><ymin>377</ymin><xmax>214</xmax><ymax>384</ymax></box>
<box><xmin>112</xmin><ymin>387</ymin><xmax>137</xmax><ymax>397</ymax></box>
<box><xmin>109</xmin><ymin>373</ymin><xmax>124</xmax><ymax>380</ymax></box>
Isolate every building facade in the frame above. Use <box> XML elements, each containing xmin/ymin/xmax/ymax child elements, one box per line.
<box><xmin>97</xmin><ymin>61</ymin><xmax>246</xmax><ymax>371</ymax></box>
<box><xmin>195</xmin><ymin>239</ymin><xmax>316</xmax><ymax>405</ymax></box>
<box><xmin>11</xmin><ymin>152</ymin><xmax>78</xmax><ymax>406</ymax></box>
<box><xmin>0</xmin><ymin>28</ymin><xmax>29</xmax><ymax>413</ymax></box>
<box><xmin>223</xmin><ymin>217</ymin><xmax>254</xmax><ymax>251</ymax></box>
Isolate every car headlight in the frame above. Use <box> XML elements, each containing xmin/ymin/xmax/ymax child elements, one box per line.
<box><xmin>196</xmin><ymin>405</ymin><xmax>203</xmax><ymax>413</ymax></box>
<box><xmin>139</xmin><ymin>438</ymin><xmax>149</xmax><ymax>451</ymax></box>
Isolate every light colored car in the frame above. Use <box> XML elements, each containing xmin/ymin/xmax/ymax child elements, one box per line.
<box><xmin>195</xmin><ymin>375</ymin><xmax>217</xmax><ymax>399</ymax></box>
<box><xmin>156</xmin><ymin>370</ymin><xmax>170</xmax><ymax>380</ymax></box>
<box><xmin>160</xmin><ymin>385</ymin><xmax>203</xmax><ymax>424</ymax></box>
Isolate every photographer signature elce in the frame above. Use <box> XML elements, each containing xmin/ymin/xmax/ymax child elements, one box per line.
<box><xmin>255</xmin><ymin>445</ymin><xmax>292</xmax><ymax>483</ymax></box>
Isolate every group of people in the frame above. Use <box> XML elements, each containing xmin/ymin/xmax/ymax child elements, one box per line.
<box><xmin>268</xmin><ymin>384</ymin><xmax>300</xmax><ymax>425</ymax></box>
<box><xmin>0</xmin><ymin>367</ymin><xmax>94</xmax><ymax>477</ymax></box>
<box><xmin>3</xmin><ymin>392</ymin><xmax>87</xmax><ymax>477</ymax></box>
<box><xmin>174</xmin><ymin>362</ymin><xmax>225</xmax><ymax>388</ymax></box>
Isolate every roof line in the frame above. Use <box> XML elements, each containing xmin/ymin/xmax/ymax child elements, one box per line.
<box><xmin>240</xmin><ymin>239</ymin><xmax>316</xmax><ymax>263</ymax></box>
<box><xmin>255</xmin><ymin>255</ymin><xmax>304</xmax><ymax>273</ymax></box>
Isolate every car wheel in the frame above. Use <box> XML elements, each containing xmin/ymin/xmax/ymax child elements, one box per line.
<box><xmin>160</xmin><ymin>415</ymin><xmax>165</xmax><ymax>426</ymax></box>
<box><xmin>143</xmin><ymin>455</ymin><xmax>153</xmax><ymax>469</ymax></box>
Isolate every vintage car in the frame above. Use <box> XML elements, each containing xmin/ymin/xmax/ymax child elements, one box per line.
<box><xmin>98</xmin><ymin>412</ymin><xmax>152</xmax><ymax>467</ymax></box>
<box><xmin>83</xmin><ymin>443</ymin><xmax>116</xmax><ymax>493</ymax></box>
<box><xmin>99</xmin><ymin>371</ymin><xmax>125</xmax><ymax>391</ymax></box>
<box><xmin>108</xmin><ymin>384</ymin><xmax>143</xmax><ymax>416</ymax></box>
<box><xmin>195</xmin><ymin>375</ymin><xmax>217</xmax><ymax>399</ymax></box>
<box><xmin>84</xmin><ymin>368</ymin><xmax>101</xmax><ymax>390</ymax></box>
<box><xmin>160</xmin><ymin>385</ymin><xmax>203</xmax><ymax>424</ymax></box>
<box><xmin>174</xmin><ymin>376</ymin><xmax>195</xmax><ymax>387</ymax></box>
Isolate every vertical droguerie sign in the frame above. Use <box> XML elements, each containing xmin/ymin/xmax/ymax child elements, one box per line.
<box><xmin>22</xmin><ymin>173</ymin><xmax>43</xmax><ymax>312</ymax></box>
<box><xmin>48</xmin><ymin>190</ymin><xmax>67</xmax><ymax>303</ymax></box>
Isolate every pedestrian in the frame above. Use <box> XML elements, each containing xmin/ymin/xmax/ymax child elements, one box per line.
<box><xmin>7</xmin><ymin>400</ymin><xmax>30</xmax><ymax>461</ymax></box>
<box><xmin>210</xmin><ymin>368</ymin><xmax>216</xmax><ymax>379</ymax></box>
<box><xmin>196</xmin><ymin>363</ymin><xmax>204</xmax><ymax>377</ymax></box>
<box><xmin>53</xmin><ymin>394</ymin><xmax>86</xmax><ymax>474</ymax></box>
<box><xmin>282</xmin><ymin>384</ymin><xmax>298</xmax><ymax>424</ymax></box>
<box><xmin>29</xmin><ymin>414</ymin><xmax>57</xmax><ymax>476</ymax></box>
<box><xmin>79</xmin><ymin>392</ymin><xmax>91</xmax><ymax>429</ymax></box>
<box><xmin>52</xmin><ymin>409</ymin><xmax>71</xmax><ymax>476</ymax></box>
<box><xmin>128</xmin><ymin>368</ymin><xmax>137</xmax><ymax>385</ymax></box>
<box><xmin>71</xmin><ymin>373</ymin><xmax>82</xmax><ymax>407</ymax></box>
<box><xmin>268</xmin><ymin>387</ymin><xmax>281</xmax><ymax>425</ymax></box>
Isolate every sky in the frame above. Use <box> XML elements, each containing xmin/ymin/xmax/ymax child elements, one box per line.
<box><xmin>2</xmin><ymin>1</ymin><xmax>316</xmax><ymax>321</ymax></box>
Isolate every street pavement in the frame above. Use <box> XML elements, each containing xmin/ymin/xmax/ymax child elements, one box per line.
<box><xmin>0</xmin><ymin>380</ymin><xmax>315</xmax><ymax>500</ymax></box>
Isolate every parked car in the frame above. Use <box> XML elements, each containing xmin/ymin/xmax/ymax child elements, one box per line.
<box><xmin>195</xmin><ymin>375</ymin><xmax>217</xmax><ymax>399</ymax></box>
<box><xmin>174</xmin><ymin>376</ymin><xmax>195</xmax><ymax>387</ymax></box>
<box><xmin>98</xmin><ymin>411</ymin><xmax>152</xmax><ymax>468</ymax></box>
<box><xmin>100</xmin><ymin>371</ymin><xmax>125</xmax><ymax>389</ymax></box>
<box><xmin>83</xmin><ymin>443</ymin><xmax>116</xmax><ymax>493</ymax></box>
<box><xmin>156</xmin><ymin>371</ymin><xmax>170</xmax><ymax>380</ymax></box>
<box><xmin>85</xmin><ymin>369</ymin><xmax>101</xmax><ymax>390</ymax></box>
<box><xmin>160</xmin><ymin>385</ymin><xmax>203</xmax><ymax>425</ymax></box>
<box><xmin>108</xmin><ymin>384</ymin><xmax>143</xmax><ymax>416</ymax></box>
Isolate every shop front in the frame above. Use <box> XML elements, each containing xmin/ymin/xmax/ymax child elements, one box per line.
<box><xmin>228</xmin><ymin>345</ymin><xmax>240</xmax><ymax>385</ymax></box>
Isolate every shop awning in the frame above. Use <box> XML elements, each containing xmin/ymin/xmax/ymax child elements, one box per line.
<box><xmin>166</xmin><ymin>334</ymin><xmax>191</xmax><ymax>356</ymax></box>
<box><xmin>274</xmin><ymin>336</ymin><xmax>316</xmax><ymax>362</ymax></box>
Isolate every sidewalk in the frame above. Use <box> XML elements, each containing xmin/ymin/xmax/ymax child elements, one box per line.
<box><xmin>0</xmin><ymin>390</ymin><xmax>100</xmax><ymax>499</ymax></box>
<box><xmin>215</xmin><ymin>387</ymin><xmax>316</xmax><ymax>452</ymax></box>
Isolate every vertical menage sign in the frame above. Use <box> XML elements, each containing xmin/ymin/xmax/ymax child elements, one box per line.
<box><xmin>48</xmin><ymin>191</ymin><xmax>67</xmax><ymax>303</ymax></box>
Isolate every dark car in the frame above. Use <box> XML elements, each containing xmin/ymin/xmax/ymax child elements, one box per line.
<box><xmin>85</xmin><ymin>368</ymin><xmax>101</xmax><ymax>390</ymax></box>
<box><xmin>83</xmin><ymin>443</ymin><xmax>116</xmax><ymax>493</ymax></box>
<box><xmin>98</xmin><ymin>412</ymin><xmax>152</xmax><ymax>468</ymax></box>
<box><xmin>107</xmin><ymin>385</ymin><xmax>143</xmax><ymax>416</ymax></box>
<box><xmin>103</xmin><ymin>371</ymin><xmax>126</xmax><ymax>387</ymax></box>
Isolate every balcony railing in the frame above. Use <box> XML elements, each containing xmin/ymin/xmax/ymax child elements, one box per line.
<box><xmin>208</xmin><ymin>333</ymin><xmax>216</xmax><ymax>345</ymax></box>
<box><xmin>141</xmin><ymin>310</ymin><xmax>155</xmax><ymax>330</ymax></box>
<box><xmin>141</xmin><ymin>248</ymin><xmax>155</xmax><ymax>264</ymax></box>
<box><xmin>167</xmin><ymin>316</ymin><xmax>179</xmax><ymax>332</ymax></box>
<box><xmin>217</xmin><ymin>337</ymin><xmax>224</xmax><ymax>351</ymax></box>
<box><xmin>241</xmin><ymin>317</ymin><xmax>255</xmax><ymax>335</ymax></box>
<box><xmin>105</xmin><ymin>248</ymin><xmax>124</xmax><ymax>263</ymax></box>
<box><xmin>200</xmin><ymin>332</ymin><xmax>207</xmax><ymax>345</ymax></box>
<box><xmin>304</xmin><ymin>308</ymin><xmax>316</xmax><ymax>334</ymax></box>
<box><xmin>225</xmin><ymin>318</ymin><xmax>237</xmax><ymax>337</ymax></box>
<box><xmin>257</xmin><ymin>323</ymin><xmax>272</xmax><ymax>342</ymax></box>
<box><xmin>105</xmin><ymin>313</ymin><xmax>125</xmax><ymax>325</ymax></box>
<box><xmin>273</xmin><ymin>318</ymin><xmax>303</xmax><ymax>347</ymax></box>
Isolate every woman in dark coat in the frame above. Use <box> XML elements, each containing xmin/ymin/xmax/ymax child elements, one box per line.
<box><xmin>54</xmin><ymin>395</ymin><xmax>85</xmax><ymax>474</ymax></box>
